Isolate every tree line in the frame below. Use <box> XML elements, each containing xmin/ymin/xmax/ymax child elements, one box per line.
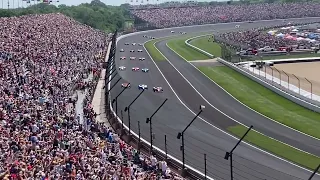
<box><xmin>0</xmin><ymin>0</ymin><xmax>131</xmax><ymax>33</ymax></box>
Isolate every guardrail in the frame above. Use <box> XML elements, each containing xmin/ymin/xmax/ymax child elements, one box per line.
<box><xmin>217</xmin><ymin>58</ymin><xmax>320</xmax><ymax>113</ymax></box>
<box><xmin>185</xmin><ymin>34</ymin><xmax>215</xmax><ymax>58</ymax></box>
<box><xmin>104</xmin><ymin>31</ymin><xmax>212</xmax><ymax>180</ymax></box>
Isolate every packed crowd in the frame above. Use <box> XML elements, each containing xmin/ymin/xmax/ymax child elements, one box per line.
<box><xmin>0</xmin><ymin>13</ymin><xmax>182</xmax><ymax>179</ymax></box>
<box><xmin>132</xmin><ymin>2</ymin><xmax>320</xmax><ymax>28</ymax></box>
<box><xmin>217</xmin><ymin>28</ymin><xmax>311</xmax><ymax>50</ymax></box>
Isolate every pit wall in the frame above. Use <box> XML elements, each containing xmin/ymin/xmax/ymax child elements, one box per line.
<box><xmin>185</xmin><ymin>34</ymin><xmax>320</xmax><ymax>112</ymax></box>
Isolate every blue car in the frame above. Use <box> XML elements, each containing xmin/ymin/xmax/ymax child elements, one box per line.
<box><xmin>142</xmin><ymin>68</ymin><xmax>149</xmax><ymax>73</ymax></box>
<box><xmin>138</xmin><ymin>84</ymin><xmax>148</xmax><ymax>90</ymax></box>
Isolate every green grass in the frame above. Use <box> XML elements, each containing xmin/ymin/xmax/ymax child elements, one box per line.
<box><xmin>167</xmin><ymin>36</ymin><xmax>211</xmax><ymax>61</ymax></box>
<box><xmin>144</xmin><ymin>39</ymin><xmax>166</xmax><ymax>61</ymax></box>
<box><xmin>189</xmin><ymin>35</ymin><xmax>222</xmax><ymax>57</ymax></box>
<box><xmin>228</xmin><ymin>125</ymin><xmax>320</xmax><ymax>170</ymax></box>
<box><xmin>199</xmin><ymin>66</ymin><xmax>320</xmax><ymax>138</ymax></box>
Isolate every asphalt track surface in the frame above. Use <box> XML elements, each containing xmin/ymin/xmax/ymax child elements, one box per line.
<box><xmin>110</xmin><ymin>18</ymin><xmax>320</xmax><ymax>180</ymax></box>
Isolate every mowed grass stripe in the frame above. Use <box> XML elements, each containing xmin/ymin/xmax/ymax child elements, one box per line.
<box><xmin>189</xmin><ymin>35</ymin><xmax>222</xmax><ymax>57</ymax></box>
<box><xmin>167</xmin><ymin>36</ymin><xmax>210</xmax><ymax>61</ymax></box>
<box><xmin>145</xmin><ymin>39</ymin><xmax>166</xmax><ymax>61</ymax></box>
<box><xmin>198</xmin><ymin>66</ymin><xmax>320</xmax><ymax>138</ymax></box>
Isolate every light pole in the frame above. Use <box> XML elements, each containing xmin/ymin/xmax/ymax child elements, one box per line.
<box><xmin>224</xmin><ymin>125</ymin><xmax>253</xmax><ymax>180</ymax></box>
<box><xmin>177</xmin><ymin>105</ymin><xmax>205</xmax><ymax>173</ymax></box>
<box><xmin>308</xmin><ymin>164</ymin><xmax>320</xmax><ymax>180</ymax></box>
<box><xmin>106</xmin><ymin>78</ymin><xmax>121</xmax><ymax>94</ymax></box>
<box><xmin>146</xmin><ymin>98</ymin><xmax>168</xmax><ymax>153</ymax></box>
<box><xmin>112</xmin><ymin>83</ymin><xmax>130</xmax><ymax>116</ymax></box>
<box><xmin>124</xmin><ymin>89</ymin><xmax>145</xmax><ymax>135</ymax></box>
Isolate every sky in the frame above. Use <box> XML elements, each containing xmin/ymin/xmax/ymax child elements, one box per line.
<box><xmin>0</xmin><ymin>0</ymin><xmax>215</xmax><ymax>8</ymax></box>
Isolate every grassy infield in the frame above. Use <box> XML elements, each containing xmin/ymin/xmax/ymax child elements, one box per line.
<box><xmin>144</xmin><ymin>35</ymin><xmax>320</xmax><ymax>170</ymax></box>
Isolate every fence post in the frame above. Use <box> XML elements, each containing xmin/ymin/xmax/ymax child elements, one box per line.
<box><xmin>292</xmin><ymin>74</ymin><xmax>300</xmax><ymax>95</ymax></box>
<box><xmin>282</xmin><ymin>71</ymin><xmax>289</xmax><ymax>90</ymax></box>
<box><xmin>305</xmin><ymin>78</ymin><xmax>313</xmax><ymax>100</ymax></box>
<box><xmin>274</xmin><ymin>67</ymin><xmax>281</xmax><ymax>86</ymax></box>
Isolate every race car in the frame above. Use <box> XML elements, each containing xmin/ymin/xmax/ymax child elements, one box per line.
<box><xmin>235</xmin><ymin>25</ymin><xmax>240</xmax><ymax>28</ymax></box>
<box><xmin>132</xmin><ymin>67</ymin><xmax>140</xmax><ymax>71</ymax></box>
<box><xmin>137</xmin><ymin>49</ymin><xmax>143</xmax><ymax>52</ymax></box>
<box><xmin>138</xmin><ymin>43</ymin><xmax>143</xmax><ymax>46</ymax></box>
<box><xmin>124</xmin><ymin>43</ymin><xmax>129</xmax><ymax>45</ymax></box>
<box><xmin>120</xmin><ymin>56</ymin><xmax>126</xmax><ymax>60</ymax></box>
<box><xmin>119</xmin><ymin>66</ymin><xmax>126</xmax><ymax>71</ymax></box>
<box><xmin>153</xmin><ymin>86</ymin><xmax>163</xmax><ymax>92</ymax></box>
<box><xmin>130</xmin><ymin>57</ymin><xmax>136</xmax><ymax>60</ymax></box>
<box><xmin>120</xmin><ymin>49</ymin><xmax>124</xmax><ymax>52</ymax></box>
<box><xmin>142</xmin><ymin>68</ymin><xmax>149</xmax><ymax>73</ymax></box>
<box><xmin>132</xmin><ymin>43</ymin><xmax>136</xmax><ymax>46</ymax></box>
<box><xmin>139</xmin><ymin>57</ymin><xmax>145</xmax><ymax>61</ymax></box>
<box><xmin>130</xmin><ymin>50</ymin><xmax>135</xmax><ymax>52</ymax></box>
<box><xmin>138</xmin><ymin>84</ymin><xmax>148</xmax><ymax>90</ymax></box>
<box><xmin>151</xmin><ymin>37</ymin><xmax>155</xmax><ymax>39</ymax></box>
<box><xmin>180</xmin><ymin>32</ymin><xmax>187</xmax><ymax>34</ymax></box>
<box><xmin>143</xmin><ymin>35</ymin><xmax>147</xmax><ymax>38</ymax></box>
<box><xmin>121</xmin><ymin>83</ymin><xmax>131</xmax><ymax>88</ymax></box>
<box><xmin>171</xmin><ymin>30</ymin><xmax>175</xmax><ymax>33</ymax></box>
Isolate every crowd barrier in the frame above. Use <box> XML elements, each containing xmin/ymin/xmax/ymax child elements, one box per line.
<box><xmin>103</xmin><ymin>31</ymin><xmax>210</xmax><ymax>180</ymax></box>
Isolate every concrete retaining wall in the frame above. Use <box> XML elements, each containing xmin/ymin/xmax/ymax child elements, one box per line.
<box><xmin>217</xmin><ymin>58</ymin><xmax>320</xmax><ymax>113</ymax></box>
<box><xmin>185</xmin><ymin>35</ymin><xmax>215</xmax><ymax>58</ymax></box>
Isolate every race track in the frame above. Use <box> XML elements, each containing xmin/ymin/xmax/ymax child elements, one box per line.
<box><xmin>110</xmin><ymin>18</ymin><xmax>320</xmax><ymax>180</ymax></box>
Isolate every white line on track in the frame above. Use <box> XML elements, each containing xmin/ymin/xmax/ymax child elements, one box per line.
<box><xmin>144</xmin><ymin>37</ymin><xmax>319</xmax><ymax>174</ymax></box>
<box><xmin>183</xmin><ymin>35</ymin><xmax>320</xmax><ymax>141</ymax></box>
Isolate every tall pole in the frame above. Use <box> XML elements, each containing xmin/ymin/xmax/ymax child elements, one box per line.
<box><xmin>146</xmin><ymin>98</ymin><xmax>168</xmax><ymax>153</ymax></box>
<box><xmin>308</xmin><ymin>164</ymin><xmax>320</xmax><ymax>180</ymax></box>
<box><xmin>112</xmin><ymin>84</ymin><xmax>129</xmax><ymax>116</ymax></box>
<box><xmin>106</xmin><ymin>78</ymin><xmax>121</xmax><ymax>94</ymax></box>
<box><xmin>124</xmin><ymin>89</ymin><xmax>145</xmax><ymax>135</ymax></box>
<box><xmin>305</xmin><ymin>78</ymin><xmax>312</xmax><ymax>100</ymax></box>
<box><xmin>177</xmin><ymin>106</ymin><xmax>205</xmax><ymax>171</ymax></box>
<box><xmin>165</xmin><ymin>135</ymin><xmax>167</xmax><ymax>160</ymax></box>
<box><xmin>292</xmin><ymin>74</ymin><xmax>300</xmax><ymax>95</ymax></box>
<box><xmin>204</xmin><ymin>154</ymin><xmax>207</xmax><ymax>180</ymax></box>
<box><xmin>224</xmin><ymin>125</ymin><xmax>253</xmax><ymax>180</ymax></box>
<box><xmin>138</xmin><ymin>121</ymin><xmax>141</xmax><ymax>153</ymax></box>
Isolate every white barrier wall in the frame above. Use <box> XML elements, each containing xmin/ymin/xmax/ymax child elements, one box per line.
<box><xmin>185</xmin><ymin>35</ymin><xmax>215</xmax><ymax>58</ymax></box>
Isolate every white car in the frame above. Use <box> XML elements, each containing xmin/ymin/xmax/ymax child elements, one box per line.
<box><xmin>139</xmin><ymin>57</ymin><xmax>145</xmax><ymax>61</ymax></box>
<box><xmin>130</xmin><ymin>50</ymin><xmax>135</xmax><ymax>52</ymax></box>
<box><xmin>235</xmin><ymin>25</ymin><xmax>240</xmax><ymax>28</ymax></box>
<box><xmin>138</xmin><ymin>84</ymin><xmax>148</xmax><ymax>90</ymax></box>
<box><xmin>142</xmin><ymin>68</ymin><xmax>149</xmax><ymax>73</ymax></box>
<box><xmin>132</xmin><ymin>67</ymin><xmax>140</xmax><ymax>71</ymax></box>
<box><xmin>120</xmin><ymin>49</ymin><xmax>124</xmax><ymax>52</ymax></box>
<box><xmin>124</xmin><ymin>43</ymin><xmax>129</xmax><ymax>45</ymax></box>
<box><xmin>258</xmin><ymin>46</ymin><xmax>275</xmax><ymax>52</ymax></box>
<box><xmin>130</xmin><ymin>57</ymin><xmax>136</xmax><ymax>60</ymax></box>
<box><xmin>132</xmin><ymin>43</ymin><xmax>136</xmax><ymax>46</ymax></box>
<box><xmin>171</xmin><ymin>31</ymin><xmax>175</xmax><ymax>33</ymax></box>
<box><xmin>121</xmin><ymin>83</ymin><xmax>131</xmax><ymax>88</ymax></box>
<box><xmin>138</xmin><ymin>43</ymin><xmax>143</xmax><ymax>46</ymax></box>
<box><xmin>119</xmin><ymin>66</ymin><xmax>126</xmax><ymax>71</ymax></box>
<box><xmin>180</xmin><ymin>32</ymin><xmax>187</xmax><ymax>34</ymax></box>
<box><xmin>137</xmin><ymin>49</ymin><xmax>143</xmax><ymax>52</ymax></box>
<box><xmin>120</xmin><ymin>57</ymin><xmax>126</xmax><ymax>60</ymax></box>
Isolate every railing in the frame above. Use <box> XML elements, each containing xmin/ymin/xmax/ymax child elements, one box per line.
<box><xmin>185</xmin><ymin>34</ymin><xmax>215</xmax><ymax>58</ymax></box>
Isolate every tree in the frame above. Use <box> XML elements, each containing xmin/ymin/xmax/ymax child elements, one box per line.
<box><xmin>0</xmin><ymin>1</ymin><xmax>131</xmax><ymax>33</ymax></box>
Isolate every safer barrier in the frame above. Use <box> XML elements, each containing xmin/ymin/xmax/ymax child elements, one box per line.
<box><xmin>185</xmin><ymin>34</ymin><xmax>215</xmax><ymax>58</ymax></box>
<box><xmin>217</xmin><ymin>58</ymin><xmax>320</xmax><ymax>113</ymax></box>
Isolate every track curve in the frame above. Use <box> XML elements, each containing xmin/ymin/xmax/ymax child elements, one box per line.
<box><xmin>110</xmin><ymin>18</ymin><xmax>320</xmax><ymax>180</ymax></box>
